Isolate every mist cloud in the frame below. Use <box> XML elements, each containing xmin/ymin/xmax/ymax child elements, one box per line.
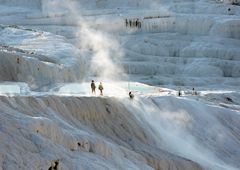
<box><xmin>42</xmin><ymin>0</ymin><xmax>125</xmax><ymax>81</ymax></box>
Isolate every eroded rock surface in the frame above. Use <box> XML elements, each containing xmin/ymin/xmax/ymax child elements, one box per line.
<box><xmin>0</xmin><ymin>96</ymin><xmax>202</xmax><ymax>170</ymax></box>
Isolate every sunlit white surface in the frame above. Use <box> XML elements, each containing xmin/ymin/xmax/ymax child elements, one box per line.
<box><xmin>1</xmin><ymin>0</ymin><xmax>240</xmax><ymax>169</ymax></box>
<box><xmin>49</xmin><ymin>82</ymin><xmax>157</xmax><ymax>97</ymax></box>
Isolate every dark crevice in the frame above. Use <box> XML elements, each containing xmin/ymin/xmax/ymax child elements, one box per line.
<box><xmin>48</xmin><ymin>160</ymin><xmax>59</xmax><ymax>170</ymax></box>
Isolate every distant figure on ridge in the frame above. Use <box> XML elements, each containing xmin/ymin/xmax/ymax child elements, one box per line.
<box><xmin>98</xmin><ymin>82</ymin><xmax>104</xmax><ymax>96</ymax></box>
<box><xmin>178</xmin><ymin>88</ymin><xmax>182</xmax><ymax>97</ymax></box>
<box><xmin>125</xmin><ymin>19</ymin><xmax>128</xmax><ymax>27</ymax></box>
<box><xmin>129</xmin><ymin>91</ymin><xmax>134</xmax><ymax>99</ymax></box>
<box><xmin>192</xmin><ymin>87</ymin><xmax>197</xmax><ymax>95</ymax></box>
<box><xmin>136</xmin><ymin>19</ymin><xmax>139</xmax><ymax>28</ymax></box>
<box><xmin>192</xmin><ymin>88</ymin><xmax>195</xmax><ymax>95</ymax></box>
<box><xmin>91</xmin><ymin>80</ymin><xmax>96</xmax><ymax>94</ymax></box>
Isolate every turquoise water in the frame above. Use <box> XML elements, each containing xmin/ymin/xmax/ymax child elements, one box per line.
<box><xmin>57</xmin><ymin>82</ymin><xmax>156</xmax><ymax>95</ymax></box>
<box><xmin>0</xmin><ymin>85</ymin><xmax>20</xmax><ymax>94</ymax></box>
<box><xmin>123</xmin><ymin>83</ymin><xmax>155</xmax><ymax>93</ymax></box>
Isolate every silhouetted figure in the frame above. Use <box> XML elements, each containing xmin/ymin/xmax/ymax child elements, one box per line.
<box><xmin>192</xmin><ymin>87</ymin><xmax>198</xmax><ymax>95</ymax></box>
<box><xmin>129</xmin><ymin>91</ymin><xmax>134</xmax><ymax>99</ymax></box>
<box><xmin>129</xmin><ymin>20</ymin><xmax>132</xmax><ymax>27</ymax></box>
<box><xmin>178</xmin><ymin>89</ymin><xmax>182</xmax><ymax>97</ymax></box>
<box><xmin>98</xmin><ymin>82</ymin><xmax>104</xmax><ymax>96</ymax></box>
<box><xmin>136</xmin><ymin>19</ymin><xmax>139</xmax><ymax>28</ymax></box>
<box><xmin>192</xmin><ymin>88</ymin><xmax>195</xmax><ymax>95</ymax></box>
<box><xmin>91</xmin><ymin>80</ymin><xmax>96</xmax><ymax>94</ymax></box>
<box><xmin>125</xmin><ymin>19</ymin><xmax>128</xmax><ymax>27</ymax></box>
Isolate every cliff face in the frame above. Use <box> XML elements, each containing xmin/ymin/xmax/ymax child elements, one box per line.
<box><xmin>0</xmin><ymin>96</ymin><xmax>202</xmax><ymax>170</ymax></box>
<box><xmin>0</xmin><ymin>26</ymin><xmax>86</xmax><ymax>90</ymax></box>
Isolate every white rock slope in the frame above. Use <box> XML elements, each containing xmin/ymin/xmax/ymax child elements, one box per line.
<box><xmin>0</xmin><ymin>96</ymin><xmax>203</xmax><ymax>170</ymax></box>
<box><xmin>0</xmin><ymin>26</ymin><xmax>86</xmax><ymax>89</ymax></box>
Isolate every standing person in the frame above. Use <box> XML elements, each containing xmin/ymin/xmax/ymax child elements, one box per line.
<box><xmin>125</xmin><ymin>19</ymin><xmax>128</xmax><ymax>27</ymax></box>
<box><xmin>91</xmin><ymin>80</ymin><xmax>96</xmax><ymax>94</ymax></box>
<box><xmin>178</xmin><ymin>90</ymin><xmax>181</xmax><ymax>96</ymax></box>
<box><xmin>98</xmin><ymin>82</ymin><xmax>104</xmax><ymax>96</ymax></box>
<box><xmin>129</xmin><ymin>20</ymin><xmax>132</xmax><ymax>27</ymax></box>
<box><xmin>192</xmin><ymin>87</ymin><xmax>197</xmax><ymax>95</ymax></box>
<box><xmin>136</xmin><ymin>19</ymin><xmax>139</xmax><ymax>28</ymax></box>
<box><xmin>178</xmin><ymin>88</ymin><xmax>182</xmax><ymax>97</ymax></box>
<box><xmin>192</xmin><ymin>88</ymin><xmax>195</xmax><ymax>95</ymax></box>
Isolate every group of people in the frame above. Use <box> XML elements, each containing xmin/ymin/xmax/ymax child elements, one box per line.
<box><xmin>91</xmin><ymin>80</ymin><xmax>200</xmax><ymax>99</ymax></box>
<box><xmin>90</xmin><ymin>80</ymin><xmax>134</xmax><ymax>99</ymax></box>
<box><xmin>125</xmin><ymin>18</ymin><xmax>142</xmax><ymax>29</ymax></box>
<box><xmin>178</xmin><ymin>87</ymin><xmax>198</xmax><ymax>97</ymax></box>
<box><xmin>91</xmin><ymin>80</ymin><xmax>104</xmax><ymax>96</ymax></box>
<box><xmin>143</xmin><ymin>16</ymin><xmax>166</xmax><ymax>19</ymax></box>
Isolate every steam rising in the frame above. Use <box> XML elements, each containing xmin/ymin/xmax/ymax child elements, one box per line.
<box><xmin>42</xmin><ymin>0</ymin><xmax>125</xmax><ymax>81</ymax></box>
<box><xmin>124</xmin><ymin>97</ymin><xmax>239</xmax><ymax>170</ymax></box>
<box><xmin>76</xmin><ymin>26</ymin><xmax>124</xmax><ymax>80</ymax></box>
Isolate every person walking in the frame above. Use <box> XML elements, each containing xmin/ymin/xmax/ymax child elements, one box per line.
<box><xmin>91</xmin><ymin>80</ymin><xmax>96</xmax><ymax>94</ymax></box>
<box><xmin>98</xmin><ymin>82</ymin><xmax>104</xmax><ymax>96</ymax></box>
